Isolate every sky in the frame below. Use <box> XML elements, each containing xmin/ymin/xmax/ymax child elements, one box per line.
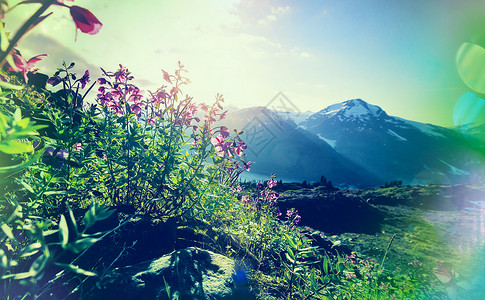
<box><xmin>5</xmin><ymin>0</ymin><xmax>485</xmax><ymax>127</ymax></box>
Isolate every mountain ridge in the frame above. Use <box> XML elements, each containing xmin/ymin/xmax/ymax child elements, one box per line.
<box><xmin>224</xmin><ymin>99</ymin><xmax>484</xmax><ymax>186</ymax></box>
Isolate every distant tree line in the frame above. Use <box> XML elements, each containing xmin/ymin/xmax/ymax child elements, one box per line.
<box><xmin>383</xmin><ymin>180</ymin><xmax>403</xmax><ymax>188</ymax></box>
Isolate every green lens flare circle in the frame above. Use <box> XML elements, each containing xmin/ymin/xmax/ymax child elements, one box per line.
<box><xmin>453</xmin><ymin>92</ymin><xmax>485</xmax><ymax>129</ymax></box>
<box><xmin>457</xmin><ymin>42</ymin><xmax>485</xmax><ymax>94</ymax></box>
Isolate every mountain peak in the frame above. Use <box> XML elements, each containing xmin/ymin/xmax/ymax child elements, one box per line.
<box><xmin>316</xmin><ymin>99</ymin><xmax>386</xmax><ymax>119</ymax></box>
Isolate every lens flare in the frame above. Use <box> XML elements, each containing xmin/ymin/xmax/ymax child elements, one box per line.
<box><xmin>453</xmin><ymin>92</ymin><xmax>485</xmax><ymax>130</ymax></box>
<box><xmin>457</xmin><ymin>42</ymin><xmax>485</xmax><ymax>94</ymax></box>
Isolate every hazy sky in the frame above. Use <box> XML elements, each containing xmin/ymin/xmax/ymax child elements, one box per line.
<box><xmin>6</xmin><ymin>0</ymin><xmax>485</xmax><ymax>126</ymax></box>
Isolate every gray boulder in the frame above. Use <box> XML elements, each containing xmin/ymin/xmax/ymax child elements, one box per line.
<box><xmin>86</xmin><ymin>247</ymin><xmax>253</xmax><ymax>300</ymax></box>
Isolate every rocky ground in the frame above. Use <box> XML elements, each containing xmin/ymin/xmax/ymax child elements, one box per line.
<box><xmin>275</xmin><ymin>183</ymin><xmax>485</xmax><ymax>276</ymax></box>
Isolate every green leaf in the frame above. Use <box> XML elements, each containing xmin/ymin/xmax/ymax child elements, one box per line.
<box><xmin>0</xmin><ymin>140</ymin><xmax>33</xmax><ymax>154</ymax></box>
<box><xmin>0</xmin><ymin>112</ymin><xmax>7</xmax><ymax>137</ymax></box>
<box><xmin>13</xmin><ymin>108</ymin><xmax>21</xmax><ymax>122</ymax></box>
<box><xmin>20</xmin><ymin>242</ymin><xmax>42</xmax><ymax>257</ymax></box>
<box><xmin>68</xmin><ymin>237</ymin><xmax>100</xmax><ymax>254</ymax></box>
<box><xmin>285</xmin><ymin>252</ymin><xmax>296</xmax><ymax>264</ymax></box>
<box><xmin>54</xmin><ymin>263</ymin><xmax>97</xmax><ymax>277</ymax></box>
<box><xmin>59</xmin><ymin>215</ymin><xmax>69</xmax><ymax>248</ymax></box>
<box><xmin>94</xmin><ymin>205</ymin><xmax>115</xmax><ymax>221</ymax></box>
<box><xmin>284</xmin><ymin>233</ymin><xmax>297</xmax><ymax>250</ymax></box>
<box><xmin>44</xmin><ymin>190</ymin><xmax>76</xmax><ymax>196</ymax></box>
<box><xmin>286</xmin><ymin>247</ymin><xmax>295</xmax><ymax>261</ymax></box>
<box><xmin>310</xmin><ymin>268</ymin><xmax>317</xmax><ymax>287</ymax></box>
<box><xmin>0</xmin><ymin>249</ymin><xmax>7</xmax><ymax>268</ymax></box>
<box><xmin>1</xmin><ymin>223</ymin><xmax>14</xmax><ymax>240</ymax></box>
<box><xmin>0</xmin><ymin>150</ymin><xmax>43</xmax><ymax>174</ymax></box>
<box><xmin>14</xmin><ymin>117</ymin><xmax>30</xmax><ymax>129</ymax></box>
<box><xmin>284</xmin><ymin>269</ymin><xmax>291</xmax><ymax>282</ymax></box>
<box><xmin>0</xmin><ymin>80</ymin><xmax>23</xmax><ymax>91</ymax></box>
<box><xmin>84</xmin><ymin>209</ymin><xmax>95</xmax><ymax>230</ymax></box>
<box><xmin>28</xmin><ymin>254</ymin><xmax>48</xmax><ymax>277</ymax></box>
<box><xmin>20</xmin><ymin>181</ymin><xmax>35</xmax><ymax>194</ymax></box>
<box><xmin>67</xmin><ymin>204</ymin><xmax>78</xmax><ymax>236</ymax></box>
<box><xmin>323</xmin><ymin>255</ymin><xmax>329</xmax><ymax>275</ymax></box>
<box><xmin>337</xmin><ymin>262</ymin><xmax>345</xmax><ymax>273</ymax></box>
<box><xmin>42</xmin><ymin>229</ymin><xmax>59</xmax><ymax>237</ymax></box>
<box><xmin>2</xmin><ymin>270</ymin><xmax>36</xmax><ymax>280</ymax></box>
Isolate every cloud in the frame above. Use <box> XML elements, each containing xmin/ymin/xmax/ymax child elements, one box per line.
<box><xmin>258</xmin><ymin>14</ymin><xmax>277</xmax><ymax>26</ymax></box>
<box><xmin>271</xmin><ymin>6</ymin><xmax>291</xmax><ymax>15</ymax></box>
<box><xmin>258</xmin><ymin>5</ymin><xmax>291</xmax><ymax>26</ymax></box>
<box><xmin>290</xmin><ymin>47</ymin><xmax>311</xmax><ymax>58</ymax></box>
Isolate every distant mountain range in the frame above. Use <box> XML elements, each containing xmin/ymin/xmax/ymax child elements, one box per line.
<box><xmin>222</xmin><ymin>99</ymin><xmax>485</xmax><ymax>187</ymax></box>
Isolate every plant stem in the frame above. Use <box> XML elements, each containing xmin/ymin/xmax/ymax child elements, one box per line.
<box><xmin>380</xmin><ymin>233</ymin><xmax>397</xmax><ymax>272</ymax></box>
<box><xmin>0</xmin><ymin>0</ymin><xmax>57</xmax><ymax>66</ymax></box>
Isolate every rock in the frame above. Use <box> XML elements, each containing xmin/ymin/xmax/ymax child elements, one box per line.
<box><xmin>85</xmin><ymin>247</ymin><xmax>254</xmax><ymax>300</ymax></box>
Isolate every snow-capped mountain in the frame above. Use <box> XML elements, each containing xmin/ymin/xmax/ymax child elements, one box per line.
<box><xmin>301</xmin><ymin>99</ymin><xmax>485</xmax><ymax>184</ymax></box>
<box><xmin>221</xmin><ymin>106</ymin><xmax>381</xmax><ymax>186</ymax></box>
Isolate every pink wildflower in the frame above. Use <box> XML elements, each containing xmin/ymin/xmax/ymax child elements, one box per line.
<box><xmin>9</xmin><ymin>50</ymin><xmax>47</xmax><ymax>83</ymax></box>
<box><xmin>69</xmin><ymin>5</ymin><xmax>102</xmax><ymax>41</ymax></box>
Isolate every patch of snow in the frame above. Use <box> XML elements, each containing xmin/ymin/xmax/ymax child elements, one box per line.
<box><xmin>318</xmin><ymin>102</ymin><xmax>345</xmax><ymax>117</ymax></box>
<box><xmin>394</xmin><ymin>117</ymin><xmax>446</xmax><ymax>138</ymax></box>
<box><xmin>439</xmin><ymin>160</ymin><xmax>470</xmax><ymax>176</ymax></box>
<box><xmin>343</xmin><ymin>104</ymin><xmax>369</xmax><ymax>117</ymax></box>
<box><xmin>316</xmin><ymin>99</ymin><xmax>383</xmax><ymax>120</ymax></box>
<box><xmin>387</xmin><ymin>129</ymin><xmax>407</xmax><ymax>141</ymax></box>
<box><xmin>317</xmin><ymin>134</ymin><xmax>337</xmax><ymax>148</ymax></box>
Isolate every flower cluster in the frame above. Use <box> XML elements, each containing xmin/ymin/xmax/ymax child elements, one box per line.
<box><xmin>286</xmin><ymin>208</ymin><xmax>301</xmax><ymax>225</ymax></box>
<box><xmin>96</xmin><ymin>66</ymin><xmax>146</xmax><ymax>117</ymax></box>
<box><xmin>210</xmin><ymin>126</ymin><xmax>247</xmax><ymax>158</ymax></box>
<box><xmin>42</xmin><ymin>147</ymin><xmax>69</xmax><ymax>169</ymax></box>
<box><xmin>230</xmin><ymin>185</ymin><xmax>243</xmax><ymax>194</ymax></box>
<box><xmin>47</xmin><ymin>62</ymin><xmax>91</xmax><ymax>91</ymax></box>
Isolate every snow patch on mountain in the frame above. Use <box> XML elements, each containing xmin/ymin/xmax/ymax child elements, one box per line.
<box><xmin>387</xmin><ymin>129</ymin><xmax>407</xmax><ymax>141</ymax></box>
<box><xmin>318</xmin><ymin>134</ymin><xmax>337</xmax><ymax>148</ymax></box>
<box><xmin>314</xmin><ymin>99</ymin><xmax>384</xmax><ymax>120</ymax></box>
<box><xmin>397</xmin><ymin>118</ymin><xmax>446</xmax><ymax>138</ymax></box>
<box><xmin>439</xmin><ymin>160</ymin><xmax>470</xmax><ymax>176</ymax></box>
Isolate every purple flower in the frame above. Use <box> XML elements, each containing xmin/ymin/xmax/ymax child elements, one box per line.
<box><xmin>79</xmin><ymin>70</ymin><xmax>90</xmax><ymax>88</ymax></box>
<box><xmin>97</xmin><ymin>77</ymin><xmax>108</xmax><ymax>85</ymax></box>
<box><xmin>211</xmin><ymin>134</ymin><xmax>230</xmax><ymax>157</ymax></box>
<box><xmin>267</xmin><ymin>178</ymin><xmax>277</xmax><ymax>188</ymax></box>
<box><xmin>42</xmin><ymin>147</ymin><xmax>69</xmax><ymax>169</ymax></box>
<box><xmin>162</xmin><ymin>69</ymin><xmax>172</xmax><ymax>84</ymax></box>
<box><xmin>114</xmin><ymin>66</ymin><xmax>128</xmax><ymax>83</ymax></box>
<box><xmin>56</xmin><ymin>150</ymin><xmax>69</xmax><ymax>160</ymax></box>
<box><xmin>47</xmin><ymin>75</ymin><xmax>62</xmax><ymax>86</ymax></box>
<box><xmin>241</xmin><ymin>196</ymin><xmax>251</xmax><ymax>204</ymax></box>
<box><xmin>256</xmin><ymin>182</ymin><xmax>263</xmax><ymax>188</ymax></box>
<box><xmin>276</xmin><ymin>207</ymin><xmax>282</xmax><ymax>217</ymax></box>
<box><xmin>44</xmin><ymin>146</ymin><xmax>54</xmax><ymax>157</ymax></box>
